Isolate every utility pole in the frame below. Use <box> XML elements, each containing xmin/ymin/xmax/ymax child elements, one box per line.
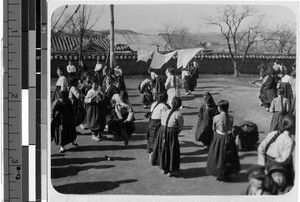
<box><xmin>110</xmin><ymin>5</ymin><xmax>114</xmax><ymax>69</ymax></box>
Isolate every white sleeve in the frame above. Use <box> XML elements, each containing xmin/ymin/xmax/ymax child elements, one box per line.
<box><xmin>275</xmin><ymin>140</ymin><xmax>294</xmax><ymax>163</ymax></box>
<box><xmin>84</xmin><ymin>90</ymin><xmax>93</xmax><ymax>103</ymax></box>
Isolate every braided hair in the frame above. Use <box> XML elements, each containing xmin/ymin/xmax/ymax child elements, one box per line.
<box><xmin>277</xmin><ymin>88</ymin><xmax>285</xmax><ymax>115</ymax></box>
<box><xmin>218</xmin><ymin>100</ymin><xmax>230</xmax><ymax>133</ymax></box>
<box><xmin>164</xmin><ymin>97</ymin><xmax>182</xmax><ymax>135</ymax></box>
<box><xmin>265</xmin><ymin>114</ymin><xmax>295</xmax><ymax>154</ymax></box>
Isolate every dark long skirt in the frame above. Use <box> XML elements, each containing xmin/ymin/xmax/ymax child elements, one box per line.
<box><xmin>269</xmin><ymin>112</ymin><xmax>285</xmax><ymax>132</ymax></box>
<box><xmin>206</xmin><ymin>132</ymin><xmax>241</xmax><ymax>178</ymax></box>
<box><xmin>107</xmin><ymin>110</ymin><xmax>135</xmax><ymax>140</ymax></box>
<box><xmin>142</xmin><ymin>89</ymin><xmax>154</xmax><ymax>106</ymax></box>
<box><xmin>70</xmin><ymin>98</ymin><xmax>85</xmax><ymax>126</ymax></box>
<box><xmin>146</xmin><ymin>118</ymin><xmax>161</xmax><ymax>153</ymax></box>
<box><xmin>184</xmin><ymin>75</ymin><xmax>194</xmax><ymax>92</ymax></box>
<box><xmin>52</xmin><ymin>86</ymin><xmax>61</xmax><ymax>103</ymax></box>
<box><xmin>51</xmin><ymin>113</ymin><xmax>77</xmax><ymax>147</ymax></box>
<box><xmin>279</xmin><ymin>82</ymin><xmax>293</xmax><ymax>105</ymax></box>
<box><xmin>151</xmin><ymin>126</ymin><xmax>180</xmax><ymax>172</ymax></box>
<box><xmin>85</xmin><ymin>101</ymin><xmax>106</xmax><ymax>132</ymax></box>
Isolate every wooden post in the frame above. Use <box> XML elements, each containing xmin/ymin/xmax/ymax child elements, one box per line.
<box><xmin>110</xmin><ymin>5</ymin><xmax>114</xmax><ymax>69</ymax></box>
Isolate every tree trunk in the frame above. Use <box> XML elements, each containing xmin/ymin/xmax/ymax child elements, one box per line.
<box><xmin>233</xmin><ymin>60</ymin><xmax>239</xmax><ymax>77</ymax></box>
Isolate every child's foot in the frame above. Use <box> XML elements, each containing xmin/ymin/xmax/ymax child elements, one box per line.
<box><xmin>98</xmin><ymin>133</ymin><xmax>107</xmax><ymax>139</ymax></box>
<box><xmin>79</xmin><ymin>124</ymin><xmax>85</xmax><ymax>130</ymax></box>
<box><xmin>59</xmin><ymin>147</ymin><xmax>66</xmax><ymax>153</ymax></box>
<box><xmin>162</xmin><ymin>170</ymin><xmax>168</xmax><ymax>174</ymax></box>
<box><xmin>92</xmin><ymin>134</ymin><xmax>101</xmax><ymax>141</ymax></box>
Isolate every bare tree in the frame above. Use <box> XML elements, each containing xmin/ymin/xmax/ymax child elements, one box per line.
<box><xmin>203</xmin><ymin>5</ymin><xmax>277</xmax><ymax>77</ymax></box>
<box><xmin>161</xmin><ymin>21</ymin><xmax>179</xmax><ymax>51</ymax></box>
<box><xmin>160</xmin><ymin>22</ymin><xmax>194</xmax><ymax>51</ymax></box>
<box><xmin>273</xmin><ymin>24</ymin><xmax>296</xmax><ymax>53</ymax></box>
<box><xmin>61</xmin><ymin>5</ymin><xmax>105</xmax><ymax>62</ymax></box>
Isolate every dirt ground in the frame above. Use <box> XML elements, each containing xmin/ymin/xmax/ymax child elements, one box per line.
<box><xmin>50</xmin><ymin>74</ymin><xmax>288</xmax><ymax>195</ymax></box>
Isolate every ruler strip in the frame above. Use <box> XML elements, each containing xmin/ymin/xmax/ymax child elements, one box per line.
<box><xmin>4</xmin><ymin>0</ymin><xmax>23</xmax><ymax>201</ymax></box>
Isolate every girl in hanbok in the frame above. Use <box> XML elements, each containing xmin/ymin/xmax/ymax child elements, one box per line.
<box><xmin>107</xmin><ymin>91</ymin><xmax>135</xmax><ymax>146</ymax></box>
<box><xmin>51</xmin><ymin>90</ymin><xmax>78</xmax><ymax>153</ymax></box>
<box><xmin>138</xmin><ymin>78</ymin><xmax>154</xmax><ymax>108</ymax></box>
<box><xmin>66</xmin><ymin>60</ymin><xmax>77</xmax><ymax>85</ymax></box>
<box><xmin>52</xmin><ymin>67</ymin><xmax>67</xmax><ymax>103</ymax></box>
<box><xmin>165</xmin><ymin>68</ymin><xmax>181</xmax><ymax>107</ymax></box>
<box><xmin>258</xmin><ymin>114</ymin><xmax>295</xmax><ymax>186</ymax></box>
<box><xmin>68</xmin><ymin>77</ymin><xmax>85</xmax><ymax>128</ymax></box>
<box><xmin>195</xmin><ymin>92</ymin><xmax>219</xmax><ymax>149</ymax></box>
<box><xmin>278</xmin><ymin>66</ymin><xmax>293</xmax><ymax>106</ymax></box>
<box><xmin>146</xmin><ymin>92</ymin><xmax>169</xmax><ymax>154</ymax></box>
<box><xmin>182</xmin><ymin>65</ymin><xmax>194</xmax><ymax>95</ymax></box>
<box><xmin>269</xmin><ymin>88</ymin><xmax>289</xmax><ymax>132</ymax></box>
<box><xmin>84</xmin><ymin>78</ymin><xmax>106</xmax><ymax>141</ymax></box>
<box><xmin>94</xmin><ymin>60</ymin><xmax>104</xmax><ymax>86</ymax></box>
<box><xmin>206</xmin><ymin>100</ymin><xmax>240</xmax><ymax>181</ymax></box>
<box><xmin>151</xmin><ymin>97</ymin><xmax>183</xmax><ymax>177</ymax></box>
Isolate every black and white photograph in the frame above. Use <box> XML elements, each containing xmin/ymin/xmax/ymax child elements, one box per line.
<box><xmin>49</xmin><ymin>1</ymin><xmax>297</xmax><ymax>199</ymax></box>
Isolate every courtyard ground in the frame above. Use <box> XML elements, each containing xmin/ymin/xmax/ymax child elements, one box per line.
<box><xmin>50</xmin><ymin>74</ymin><xmax>293</xmax><ymax>196</ymax></box>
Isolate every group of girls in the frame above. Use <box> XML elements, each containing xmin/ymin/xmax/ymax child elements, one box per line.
<box><xmin>257</xmin><ymin>61</ymin><xmax>296</xmax><ymax>134</ymax></box>
<box><xmin>140</xmin><ymin>61</ymin><xmax>199</xmax><ymax>108</ymax></box>
<box><xmin>51</xmin><ymin>60</ymin><xmax>134</xmax><ymax>153</ymax></box>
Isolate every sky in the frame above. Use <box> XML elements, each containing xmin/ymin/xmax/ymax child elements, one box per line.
<box><xmin>51</xmin><ymin>3</ymin><xmax>297</xmax><ymax>34</ymax></box>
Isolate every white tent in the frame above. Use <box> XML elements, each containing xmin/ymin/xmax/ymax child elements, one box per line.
<box><xmin>149</xmin><ymin>50</ymin><xmax>176</xmax><ymax>69</ymax></box>
<box><xmin>147</xmin><ymin>48</ymin><xmax>204</xmax><ymax>69</ymax></box>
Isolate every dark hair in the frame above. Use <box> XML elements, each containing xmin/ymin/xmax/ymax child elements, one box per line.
<box><xmin>169</xmin><ymin>68</ymin><xmax>175</xmax><ymax>75</ymax></box>
<box><xmin>277</xmin><ymin>88</ymin><xmax>284</xmax><ymax>95</ymax></box>
<box><xmin>282</xmin><ymin>114</ymin><xmax>295</xmax><ymax>133</ymax></box>
<box><xmin>119</xmin><ymin>90</ymin><xmax>128</xmax><ymax>101</ymax></box>
<box><xmin>218</xmin><ymin>99</ymin><xmax>231</xmax><ymax>132</ymax></box>
<box><xmin>218</xmin><ymin>100</ymin><xmax>229</xmax><ymax>113</ymax></box>
<box><xmin>204</xmin><ymin>92</ymin><xmax>215</xmax><ymax>107</ymax></box>
<box><xmin>157</xmin><ymin>92</ymin><xmax>168</xmax><ymax>103</ymax></box>
<box><xmin>59</xmin><ymin>90</ymin><xmax>68</xmax><ymax>100</ymax></box>
<box><xmin>91</xmin><ymin>77</ymin><xmax>99</xmax><ymax>84</ymax></box>
<box><xmin>69</xmin><ymin>77</ymin><xmax>78</xmax><ymax>87</ymax></box>
<box><xmin>57</xmin><ymin>67</ymin><xmax>63</xmax><ymax>71</ymax></box>
<box><xmin>164</xmin><ymin>97</ymin><xmax>182</xmax><ymax>135</ymax></box>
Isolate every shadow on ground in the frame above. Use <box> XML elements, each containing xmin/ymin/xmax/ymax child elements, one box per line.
<box><xmin>181</xmin><ymin>156</ymin><xmax>208</xmax><ymax>164</ymax></box>
<box><xmin>51</xmin><ymin>165</ymin><xmax>114</xmax><ymax>179</ymax></box>
<box><xmin>52</xmin><ymin>157</ymin><xmax>136</xmax><ymax>167</ymax></box>
<box><xmin>134</xmin><ymin>121</ymin><xmax>148</xmax><ymax>134</ymax></box>
<box><xmin>174</xmin><ymin>167</ymin><xmax>207</xmax><ymax>179</ymax></box>
<box><xmin>67</xmin><ymin>144</ymin><xmax>145</xmax><ymax>152</ymax></box>
<box><xmin>53</xmin><ymin>179</ymin><xmax>138</xmax><ymax>194</ymax></box>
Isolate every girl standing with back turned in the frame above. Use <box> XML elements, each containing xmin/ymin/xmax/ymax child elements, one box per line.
<box><xmin>206</xmin><ymin>100</ymin><xmax>240</xmax><ymax>181</ymax></box>
<box><xmin>151</xmin><ymin>97</ymin><xmax>184</xmax><ymax>177</ymax></box>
